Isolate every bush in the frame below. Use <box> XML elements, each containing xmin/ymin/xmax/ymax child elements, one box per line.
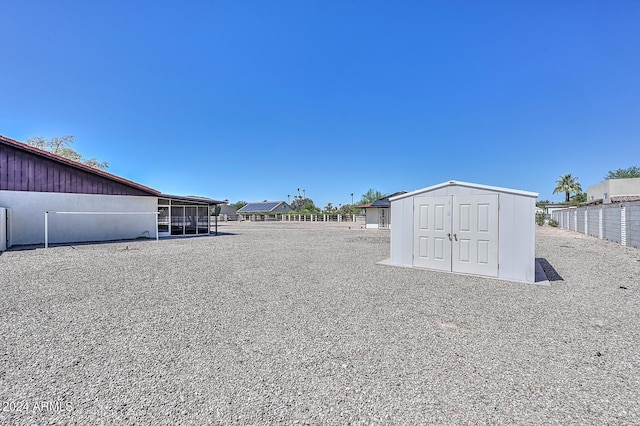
<box><xmin>535</xmin><ymin>211</ymin><xmax>546</xmax><ymax>226</ymax></box>
<box><xmin>549</xmin><ymin>219</ymin><xmax>559</xmax><ymax>227</ymax></box>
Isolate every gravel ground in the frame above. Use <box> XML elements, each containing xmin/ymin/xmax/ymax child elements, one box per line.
<box><xmin>1</xmin><ymin>222</ymin><xmax>639</xmax><ymax>425</ymax></box>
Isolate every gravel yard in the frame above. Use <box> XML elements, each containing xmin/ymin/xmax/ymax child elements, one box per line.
<box><xmin>1</xmin><ymin>222</ymin><xmax>639</xmax><ymax>424</ymax></box>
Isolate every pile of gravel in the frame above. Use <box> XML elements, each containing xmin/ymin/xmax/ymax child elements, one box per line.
<box><xmin>1</xmin><ymin>222</ymin><xmax>639</xmax><ymax>424</ymax></box>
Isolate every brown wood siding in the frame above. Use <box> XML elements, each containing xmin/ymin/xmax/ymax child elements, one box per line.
<box><xmin>0</xmin><ymin>143</ymin><xmax>153</xmax><ymax>196</ymax></box>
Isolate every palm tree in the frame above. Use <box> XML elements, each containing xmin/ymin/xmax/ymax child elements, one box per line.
<box><xmin>553</xmin><ymin>174</ymin><xmax>582</xmax><ymax>203</ymax></box>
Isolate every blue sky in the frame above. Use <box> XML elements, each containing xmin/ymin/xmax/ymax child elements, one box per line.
<box><xmin>2</xmin><ymin>1</ymin><xmax>639</xmax><ymax>207</ymax></box>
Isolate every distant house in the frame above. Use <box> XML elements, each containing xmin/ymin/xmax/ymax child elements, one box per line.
<box><xmin>360</xmin><ymin>191</ymin><xmax>406</xmax><ymax>229</ymax></box>
<box><xmin>237</xmin><ymin>201</ymin><xmax>292</xmax><ymax>221</ymax></box>
<box><xmin>217</xmin><ymin>204</ymin><xmax>238</xmax><ymax>221</ymax></box>
<box><xmin>587</xmin><ymin>178</ymin><xmax>640</xmax><ymax>204</ymax></box>
<box><xmin>0</xmin><ymin>135</ymin><xmax>223</xmax><ymax>250</ymax></box>
<box><xmin>544</xmin><ymin>203</ymin><xmax>572</xmax><ymax>216</ymax></box>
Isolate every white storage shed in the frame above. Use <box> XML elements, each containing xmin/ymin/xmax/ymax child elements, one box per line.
<box><xmin>389</xmin><ymin>181</ymin><xmax>538</xmax><ymax>283</ymax></box>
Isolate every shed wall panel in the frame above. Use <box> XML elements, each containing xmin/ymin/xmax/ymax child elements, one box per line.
<box><xmin>390</xmin><ymin>198</ymin><xmax>413</xmax><ymax>266</ymax></box>
<box><xmin>498</xmin><ymin>193</ymin><xmax>535</xmax><ymax>283</ymax></box>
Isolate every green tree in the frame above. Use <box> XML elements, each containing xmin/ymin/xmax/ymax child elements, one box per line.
<box><xmin>230</xmin><ymin>201</ymin><xmax>248</xmax><ymax>210</ymax></box>
<box><xmin>553</xmin><ymin>174</ymin><xmax>582</xmax><ymax>203</ymax></box>
<box><xmin>570</xmin><ymin>192</ymin><xmax>587</xmax><ymax>206</ymax></box>
<box><xmin>290</xmin><ymin>197</ymin><xmax>320</xmax><ymax>214</ymax></box>
<box><xmin>338</xmin><ymin>204</ymin><xmax>358</xmax><ymax>215</ymax></box>
<box><xmin>359</xmin><ymin>188</ymin><xmax>384</xmax><ymax>204</ymax></box>
<box><xmin>605</xmin><ymin>166</ymin><xmax>640</xmax><ymax>180</ymax></box>
<box><xmin>26</xmin><ymin>135</ymin><xmax>109</xmax><ymax>170</ymax></box>
<box><xmin>536</xmin><ymin>199</ymin><xmax>550</xmax><ymax>208</ymax></box>
<box><xmin>323</xmin><ymin>202</ymin><xmax>335</xmax><ymax>213</ymax></box>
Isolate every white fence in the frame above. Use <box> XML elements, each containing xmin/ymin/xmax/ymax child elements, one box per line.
<box><xmin>551</xmin><ymin>201</ymin><xmax>640</xmax><ymax>249</ymax></box>
<box><xmin>238</xmin><ymin>213</ymin><xmax>366</xmax><ymax>223</ymax></box>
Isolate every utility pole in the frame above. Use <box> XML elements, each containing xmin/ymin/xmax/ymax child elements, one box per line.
<box><xmin>351</xmin><ymin>193</ymin><xmax>354</xmax><ymax>205</ymax></box>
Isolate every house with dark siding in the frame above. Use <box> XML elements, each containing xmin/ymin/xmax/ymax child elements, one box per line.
<box><xmin>0</xmin><ymin>135</ymin><xmax>223</xmax><ymax>250</ymax></box>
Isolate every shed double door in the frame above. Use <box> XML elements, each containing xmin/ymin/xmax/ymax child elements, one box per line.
<box><xmin>413</xmin><ymin>194</ymin><xmax>498</xmax><ymax>277</ymax></box>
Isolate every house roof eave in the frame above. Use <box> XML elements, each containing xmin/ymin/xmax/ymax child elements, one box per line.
<box><xmin>0</xmin><ymin>134</ymin><xmax>160</xmax><ymax>196</ymax></box>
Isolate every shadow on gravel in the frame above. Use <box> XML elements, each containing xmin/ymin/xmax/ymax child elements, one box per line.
<box><xmin>6</xmin><ymin>232</ymin><xmax>238</xmax><ymax>251</ymax></box>
<box><xmin>161</xmin><ymin>232</ymin><xmax>237</xmax><ymax>239</ymax></box>
<box><xmin>536</xmin><ymin>257</ymin><xmax>564</xmax><ymax>281</ymax></box>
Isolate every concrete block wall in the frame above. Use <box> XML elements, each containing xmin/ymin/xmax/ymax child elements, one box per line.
<box><xmin>603</xmin><ymin>205</ymin><xmax>621</xmax><ymax>243</ymax></box>
<box><xmin>626</xmin><ymin>201</ymin><xmax>640</xmax><ymax>249</ymax></box>
<box><xmin>552</xmin><ymin>202</ymin><xmax>640</xmax><ymax>250</ymax></box>
<box><xmin>586</xmin><ymin>207</ymin><xmax>600</xmax><ymax>238</ymax></box>
<box><xmin>576</xmin><ymin>207</ymin><xmax>585</xmax><ymax>233</ymax></box>
<box><xmin>568</xmin><ymin>209</ymin><xmax>576</xmax><ymax>231</ymax></box>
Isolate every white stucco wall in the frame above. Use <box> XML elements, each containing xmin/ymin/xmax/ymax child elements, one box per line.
<box><xmin>588</xmin><ymin>178</ymin><xmax>640</xmax><ymax>203</ymax></box>
<box><xmin>0</xmin><ymin>207</ymin><xmax>7</xmax><ymax>251</ymax></box>
<box><xmin>0</xmin><ymin>191</ymin><xmax>158</xmax><ymax>246</ymax></box>
<box><xmin>365</xmin><ymin>207</ymin><xmax>380</xmax><ymax>229</ymax></box>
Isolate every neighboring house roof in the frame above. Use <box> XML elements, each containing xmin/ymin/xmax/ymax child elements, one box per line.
<box><xmin>219</xmin><ymin>204</ymin><xmax>237</xmax><ymax>214</ymax></box>
<box><xmin>611</xmin><ymin>195</ymin><xmax>640</xmax><ymax>203</ymax></box>
<box><xmin>359</xmin><ymin>191</ymin><xmax>407</xmax><ymax>208</ymax></box>
<box><xmin>370</xmin><ymin>191</ymin><xmax>407</xmax><ymax>207</ymax></box>
<box><xmin>544</xmin><ymin>203</ymin><xmax>573</xmax><ymax>210</ymax></box>
<box><xmin>0</xmin><ymin>134</ymin><xmax>160</xmax><ymax>196</ymax></box>
<box><xmin>160</xmin><ymin>194</ymin><xmax>225</xmax><ymax>205</ymax></box>
<box><xmin>238</xmin><ymin>201</ymin><xmax>291</xmax><ymax>213</ymax></box>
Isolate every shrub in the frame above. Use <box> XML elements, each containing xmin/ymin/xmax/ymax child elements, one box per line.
<box><xmin>535</xmin><ymin>212</ymin><xmax>546</xmax><ymax>226</ymax></box>
<box><xmin>549</xmin><ymin>219</ymin><xmax>559</xmax><ymax>227</ymax></box>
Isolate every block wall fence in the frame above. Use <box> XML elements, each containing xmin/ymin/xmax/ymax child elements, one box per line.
<box><xmin>551</xmin><ymin>201</ymin><xmax>640</xmax><ymax>249</ymax></box>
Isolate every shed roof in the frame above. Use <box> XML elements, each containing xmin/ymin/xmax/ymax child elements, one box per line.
<box><xmin>0</xmin><ymin>134</ymin><xmax>160</xmax><ymax>196</ymax></box>
<box><xmin>238</xmin><ymin>201</ymin><xmax>291</xmax><ymax>213</ymax></box>
<box><xmin>389</xmin><ymin>180</ymin><xmax>538</xmax><ymax>201</ymax></box>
